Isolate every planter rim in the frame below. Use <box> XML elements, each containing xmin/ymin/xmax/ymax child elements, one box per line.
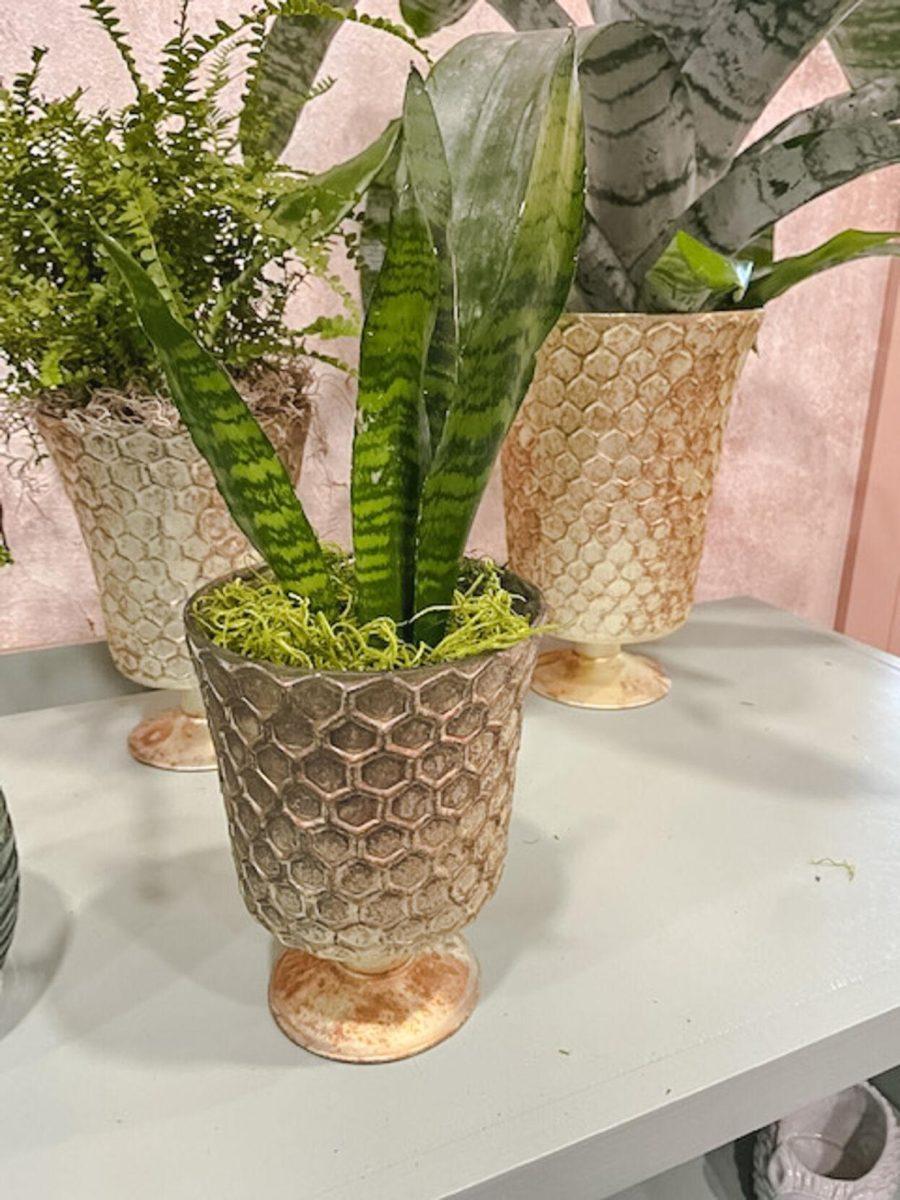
<box><xmin>184</xmin><ymin>560</ymin><xmax>544</xmax><ymax>684</ymax></box>
<box><xmin>559</xmin><ymin>308</ymin><xmax>764</xmax><ymax>324</ymax></box>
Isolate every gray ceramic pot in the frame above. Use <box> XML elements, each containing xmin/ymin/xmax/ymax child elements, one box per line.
<box><xmin>185</xmin><ymin>565</ymin><xmax>541</xmax><ymax>1063</ymax></box>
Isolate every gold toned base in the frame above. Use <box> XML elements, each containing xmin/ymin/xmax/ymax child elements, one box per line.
<box><xmin>268</xmin><ymin>936</ymin><xmax>479</xmax><ymax>1063</ymax></box>
<box><xmin>532</xmin><ymin>645</ymin><xmax>670</xmax><ymax>710</ymax></box>
<box><xmin>128</xmin><ymin>690</ymin><xmax>216</xmax><ymax>771</ymax></box>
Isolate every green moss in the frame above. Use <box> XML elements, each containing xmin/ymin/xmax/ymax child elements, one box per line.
<box><xmin>192</xmin><ymin>549</ymin><xmax>541</xmax><ymax>672</ymax></box>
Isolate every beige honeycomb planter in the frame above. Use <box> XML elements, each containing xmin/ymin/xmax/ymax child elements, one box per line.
<box><xmin>38</xmin><ymin>371</ymin><xmax>310</xmax><ymax>769</ymax></box>
<box><xmin>502</xmin><ymin>310</ymin><xmax>762</xmax><ymax>709</ymax></box>
<box><xmin>185</xmin><ymin>566</ymin><xmax>541</xmax><ymax>1063</ymax></box>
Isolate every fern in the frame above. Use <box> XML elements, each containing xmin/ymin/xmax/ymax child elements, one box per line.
<box><xmin>0</xmin><ymin>2</ymin><xmax>348</xmax><ymax>407</ymax></box>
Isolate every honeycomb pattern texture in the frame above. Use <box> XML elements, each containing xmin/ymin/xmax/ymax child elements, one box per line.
<box><xmin>38</xmin><ymin>381</ymin><xmax>310</xmax><ymax>690</ymax></box>
<box><xmin>186</xmin><ymin>576</ymin><xmax>540</xmax><ymax>966</ymax></box>
<box><xmin>502</xmin><ymin>311</ymin><xmax>762</xmax><ymax>646</ymax></box>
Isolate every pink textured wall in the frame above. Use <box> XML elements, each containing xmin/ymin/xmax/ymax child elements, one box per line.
<box><xmin>0</xmin><ymin>2</ymin><xmax>895</xmax><ymax>651</ymax></box>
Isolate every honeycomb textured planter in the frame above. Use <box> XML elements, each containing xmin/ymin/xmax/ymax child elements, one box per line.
<box><xmin>186</xmin><ymin>567</ymin><xmax>541</xmax><ymax>1062</ymax></box>
<box><xmin>754</xmin><ymin>1083</ymin><xmax>900</xmax><ymax>1200</ymax></box>
<box><xmin>38</xmin><ymin>377</ymin><xmax>309</xmax><ymax>770</ymax></box>
<box><xmin>0</xmin><ymin>788</ymin><xmax>18</xmax><ymax>972</ymax></box>
<box><xmin>502</xmin><ymin>310</ymin><xmax>761</xmax><ymax>709</ymax></box>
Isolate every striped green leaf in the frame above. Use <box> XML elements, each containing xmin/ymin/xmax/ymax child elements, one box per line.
<box><xmin>240</xmin><ymin>3</ymin><xmax>353</xmax><ymax>162</ymax></box>
<box><xmin>741</xmin><ymin>228</ymin><xmax>900</xmax><ymax>307</ymax></box>
<box><xmin>830</xmin><ymin>0</ymin><xmax>900</xmax><ymax>87</ymax></box>
<box><xmin>641</xmin><ymin>230</ymin><xmax>752</xmax><ymax>312</ymax></box>
<box><xmin>488</xmin><ymin>0</ymin><xmax>571</xmax><ymax>30</ymax></box>
<box><xmin>359</xmin><ymin>142</ymin><xmax>401</xmax><ymax>310</ymax></box>
<box><xmin>98</xmin><ymin>230</ymin><xmax>335</xmax><ymax>611</ymax></box>
<box><xmin>681</xmin><ymin>117</ymin><xmax>900</xmax><ymax>256</ymax></box>
<box><xmin>590</xmin><ymin>0</ymin><xmax>720</xmax><ymax>63</ymax></box>
<box><xmin>414</xmin><ymin>31</ymin><xmax>585</xmax><ymax>643</ymax></box>
<box><xmin>269</xmin><ymin>120</ymin><xmax>400</xmax><ymax>252</ymax></box>
<box><xmin>351</xmin><ymin>74</ymin><xmax>444</xmax><ymax>626</ymax></box>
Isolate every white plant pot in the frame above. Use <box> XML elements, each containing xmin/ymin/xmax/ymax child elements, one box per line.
<box><xmin>754</xmin><ymin>1083</ymin><xmax>900</xmax><ymax>1200</ymax></box>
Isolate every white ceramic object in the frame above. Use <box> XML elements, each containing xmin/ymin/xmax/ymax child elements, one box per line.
<box><xmin>754</xmin><ymin>1084</ymin><xmax>900</xmax><ymax>1200</ymax></box>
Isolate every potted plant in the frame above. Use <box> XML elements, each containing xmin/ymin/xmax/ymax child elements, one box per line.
<box><xmin>0</xmin><ymin>1</ymin><xmax>363</xmax><ymax>768</ymax></box>
<box><xmin>104</xmin><ymin>33</ymin><xmax>584</xmax><ymax>1060</ymax></box>
<box><xmin>250</xmin><ymin>0</ymin><xmax>900</xmax><ymax>709</ymax></box>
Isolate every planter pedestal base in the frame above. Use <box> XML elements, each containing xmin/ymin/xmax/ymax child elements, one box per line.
<box><xmin>532</xmin><ymin>644</ymin><xmax>670</xmax><ymax>710</ymax></box>
<box><xmin>127</xmin><ymin>689</ymin><xmax>216</xmax><ymax>772</ymax></box>
<box><xmin>268</xmin><ymin>935</ymin><xmax>480</xmax><ymax>1063</ymax></box>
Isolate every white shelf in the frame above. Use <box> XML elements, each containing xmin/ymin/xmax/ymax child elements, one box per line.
<box><xmin>1</xmin><ymin>598</ymin><xmax>900</xmax><ymax>1200</ymax></box>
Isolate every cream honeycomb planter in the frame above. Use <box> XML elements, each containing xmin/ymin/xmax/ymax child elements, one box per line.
<box><xmin>186</xmin><ymin>566</ymin><xmax>541</xmax><ymax>1063</ymax></box>
<box><xmin>38</xmin><ymin>377</ymin><xmax>309</xmax><ymax>769</ymax></box>
<box><xmin>502</xmin><ymin>310</ymin><xmax>761</xmax><ymax>709</ymax></box>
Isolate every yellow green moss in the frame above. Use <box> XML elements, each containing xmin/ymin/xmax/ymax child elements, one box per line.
<box><xmin>192</xmin><ymin>549</ymin><xmax>541</xmax><ymax>672</ymax></box>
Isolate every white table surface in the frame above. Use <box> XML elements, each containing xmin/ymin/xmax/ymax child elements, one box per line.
<box><xmin>2</xmin><ymin>598</ymin><xmax>900</xmax><ymax>1200</ymax></box>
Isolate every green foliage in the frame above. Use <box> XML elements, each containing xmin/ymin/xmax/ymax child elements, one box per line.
<box><xmin>118</xmin><ymin>34</ymin><xmax>581</xmax><ymax>652</ymax></box>
<box><xmin>100</xmin><ymin>228</ymin><xmax>336</xmax><ymax>612</ymax></box>
<box><xmin>193</xmin><ymin>553</ymin><xmax>539</xmax><ymax>671</ymax></box>
<box><xmin>0</xmin><ymin>3</ymin><xmax>344</xmax><ymax>407</ymax></box>
<box><xmin>830</xmin><ymin>0</ymin><xmax>900</xmax><ymax>87</ymax></box>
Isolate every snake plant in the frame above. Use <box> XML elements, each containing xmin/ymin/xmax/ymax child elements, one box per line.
<box><xmin>251</xmin><ymin>0</ymin><xmax>900</xmax><ymax>314</ymax></box>
<box><xmin>106</xmin><ymin>33</ymin><xmax>584</xmax><ymax>645</ymax></box>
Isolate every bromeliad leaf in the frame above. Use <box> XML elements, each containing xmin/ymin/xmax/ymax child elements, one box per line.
<box><xmin>488</xmin><ymin>0</ymin><xmax>571</xmax><ymax>30</ymax></box>
<box><xmin>641</xmin><ymin>230</ymin><xmax>752</xmax><ymax>312</ymax></box>
<box><xmin>681</xmin><ymin>117</ymin><xmax>900</xmax><ymax>256</ymax></box>
<box><xmin>351</xmin><ymin>74</ymin><xmax>444</xmax><ymax>625</ymax></box>
<box><xmin>270</xmin><ymin>120</ymin><xmax>399</xmax><ymax>251</ymax></box>
<box><xmin>399</xmin><ymin>0</ymin><xmax>569</xmax><ymax>36</ymax></box>
<box><xmin>98</xmin><ymin>229</ymin><xmax>335</xmax><ymax>612</ymax></box>
<box><xmin>741</xmin><ymin>228</ymin><xmax>900</xmax><ymax>307</ymax></box>
<box><xmin>414</xmin><ymin>31</ymin><xmax>585</xmax><ymax>643</ymax></box>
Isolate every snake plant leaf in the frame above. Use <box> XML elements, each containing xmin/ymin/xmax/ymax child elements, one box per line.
<box><xmin>742</xmin><ymin>228</ymin><xmax>900</xmax><ymax>306</ymax></box>
<box><xmin>830</xmin><ymin>0</ymin><xmax>900</xmax><ymax>86</ymax></box>
<box><xmin>359</xmin><ymin>142</ymin><xmax>401</xmax><ymax>310</ymax></box>
<box><xmin>239</xmin><ymin>2</ymin><xmax>353</xmax><ymax>161</ymax></box>
<box><xmin>352</xmin><ymin>73</ymin><xmax>444</xmax><ymax>625</ymax></box>
<box><xmin>270</xmin><ymin>120</ymin><xmax>400</xmax><ymax>251</ymax></box>
<box><xmin>681</xmin><ymin>0</ymin><xmax>864</xmax><ymax>187</ymax></box>
<box><xmin>577</xmin><ymin>21</ymin><xmax>697</xmax><ymax>276</ymax></box>
<box><xmin>414</xmin><ymin>31</ymin><xmax>585</xmax><ymax>643</ymax></box>
<box><xmin>681</xmin><ymin>117</ymin><xmax>900</xmax><ymax>256</ymax></box>
<box><xmin>640</xmin><ymin>230</ymin><xmax>752</xmax><ymax>312</ymax></box>
<box><xmin>98</xmin><ymin>229</ymin><xmax>335</xmax><ymax>612</ymax></box>
<box><xmin>399</xmin><ymin>0</ymin><xmax>569</xmax><ymax>37</ymax></box>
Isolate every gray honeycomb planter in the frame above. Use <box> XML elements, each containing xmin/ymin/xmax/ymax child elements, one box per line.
<box><xmin>186</xmin><ymin>565</ymin><xmax>541</xmax><ymax>1063</ymax></box>
<box><xmin>38</xmin><ymin>376</ymin><xmax>310</xmax><ymax>771</ymax></box>
<box><xmin>0</xmin><ymin>789</ymin><xmax>18</xmax><ymax>973</ymax></box>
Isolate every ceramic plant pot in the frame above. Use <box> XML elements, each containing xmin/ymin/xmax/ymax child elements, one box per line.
<box><xmin>502</xmin><ymin>310</ymin><xmax>762</xmax><ymax>709</ymax></box>
<box><xmin>37</xmin><ymin>371</ymin><xmax>310</xmax><ymax>771</ymax></box>
<box><xmin>754</xmin><ymin>1083</ymin><xmax>900</xmax><ymax>1200</ymax></box>
<box><xmin>0</xmin><ymin>788</ymin><xmax>18</xmax><ymax>972</ymax></box>
<box><xmin>185</xmin><ymin>566</ymin><xmax>541</xmax><ymax>1063</ymax></box>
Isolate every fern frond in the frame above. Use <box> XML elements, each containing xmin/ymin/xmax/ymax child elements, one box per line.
<box><xmin>80</xmin><ymin>0</ymin><xmax>146</xmax><ymax>97</ymax></box>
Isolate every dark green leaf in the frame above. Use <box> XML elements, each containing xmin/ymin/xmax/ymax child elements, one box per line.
<box><xmin>98</xmin><ymin>228</ymin><xmax>335</xmax><ymax>611</ymax></box>
<box><xmin>742</xmin><ymin>228</ymin><xmax>900</xmax><ymax>306</ymax></box>
<box><xmin>400</xmin><ymin>0</ymin><xmax>477</xmax><ymax>36</ymax></box>
<box><xmin>488</xmin><ymin>0</ymin><xmax>571</xmax><ymax>30</ymax></box>
<box><xmin>351</xmin><ymin>74</ymin><xmax>443</xmax><ymax>625</ymax></box>
<box><xmin>414</xmin><ymin>31</ymin><xmax>585</xmax><ymax>643</ymax></box>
